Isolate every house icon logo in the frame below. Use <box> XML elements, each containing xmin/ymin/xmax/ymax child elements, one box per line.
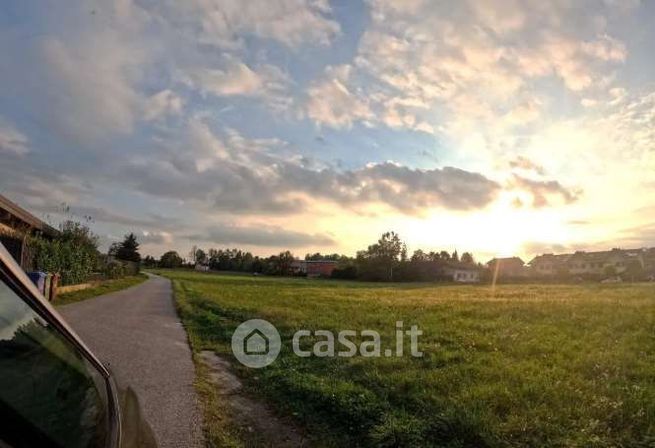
<box><xmin>232</xmin><ymin>319</ymin><xmax>281</xmax><ymax>368</ymax></box>
<box><xmin>244</xmin><ymin>328</ymin><xmax>269</xmax><ymax>355</ymax></box>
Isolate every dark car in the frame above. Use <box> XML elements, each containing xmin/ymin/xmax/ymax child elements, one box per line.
<box><xmin>0</xmin><ymin>242</ymin><xmax>157</xmax><ymax>448</ymax></box>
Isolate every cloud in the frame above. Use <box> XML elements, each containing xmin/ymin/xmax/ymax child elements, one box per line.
<box><xmin>305</xmin><ymin>65</ymin><xmax>372</xmax><ymax>128</ymax></box>
<box><xmin>140</xmin><ymin>230</ymin><xmax>174</xmax><ymax>245</ymax></box>
<box><xmin>0</xmin><ymin>1</ymin><xmax>153</xmax><ymax>146</ymax></box>
<box><xmin>509</xmin><ymin>156</ymin><xmax>545</xmax><ymax>175</ymax></box>
<box><xmin>148</xmin><ymin>0</ymin><xmax>340</xmax><ymax>49</ymax></box>
<box><xmin>311</xmin><ymin>0</ymin><xmax>632</xmax><ymax>142</ymax></box>
<box><xmin>179</xmin><ymin>58</ymin><xmax>293</xmax><ymax>111</ymax></box>
<box><xmin>144</xmin><ymin>90</ymin><xmax>184</xmax><ymax>121</ymax></box>
<box><xmin>188</xmin><ymin>223</ymin><xmax>335</xmax><ymax>247</ymax></box>
<box><xmin>124</xmin><ymin>118</ymin><xmax>501</xmax><ymax>215</ymax></box>
<box><xmin>511</xmin><ymin>174</ymin><xmax>580</xmax><ymax>207</ymax></box>
<box><xmin>0</xmin><ymin>119</ymin><xmax>29</xmax><ymax>155</ymax></box>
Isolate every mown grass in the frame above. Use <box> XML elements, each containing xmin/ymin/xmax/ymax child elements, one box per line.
<box><xmin>156</xmin><ymin>269</ymin><xmax>655</xmax><ymax>447</ymax></box>
<box><xmin>55</xmin><ymin>274</ymin><xmax>148</xmax><ymax>305</ymax></box>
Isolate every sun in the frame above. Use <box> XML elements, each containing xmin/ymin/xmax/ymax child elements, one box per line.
<box><xmin>404</xmin><ymin>194</ymin><xmax>573</xmax><ymax>261</ymax></box>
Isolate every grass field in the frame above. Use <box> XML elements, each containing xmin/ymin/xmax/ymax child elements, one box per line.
<box><xmin>156</xmin><ymin>270</ymin><xmax>655</xmax><ymax>447</ymax></box>
<box><xmin>55</xmin><ymin>274</ymin><xmax>148</xmax><ymax>305</ymax></box>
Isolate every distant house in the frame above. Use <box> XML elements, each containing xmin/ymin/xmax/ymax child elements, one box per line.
<box><xmin>529</xmin><ymin>248</ymin><xmax>649</xmax><ymax>278</ymax></box>
<box><xmin>487</xmin><ymin>257</ymin><xmax>527</xmax><ymax>279</ymax></box>
<box><xmin>528</xmin><ymin>253</ymin><xmax>569</xmax><ymax>276</ymax></box>
<box><xmin>290</xmin><ymin>259</ymin><xmax>338</xmax><ymax>278</ymax></box>
<box><xmin>0</xmin><ymin>194</ymin><xmax>59</xmax><ymax>268</ymax></box>
<box><xmin>443</xmin><ymin>262</ymin><xmax>481</xmax><ymax>283</ymax></box>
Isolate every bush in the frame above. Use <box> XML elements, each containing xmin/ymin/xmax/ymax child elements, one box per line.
<box><xmin>29</xmin><ymin>220</ymin><xmax>99</xmax><ymax>286</ymax></box>
<box><xmin>104</xmin><ymin>261</ymin><xmax>127</xmax><ymax>279</ymax></box>
<box><xmin>331</xmin><ymin>265</ymin><xmax>357</xmax><ymax>279</ymax></box>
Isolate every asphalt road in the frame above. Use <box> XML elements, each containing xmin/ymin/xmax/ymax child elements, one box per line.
<box><xmin>59</xmin><ymin>274</ymin><xmax>204</xmax><ymax>448</ymax></box>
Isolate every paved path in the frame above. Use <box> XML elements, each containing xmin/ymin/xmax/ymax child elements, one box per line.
<box><xmin>60</xmin><ymin>274</ymin><xmax>204</xmax><ymax>448</ymax></box>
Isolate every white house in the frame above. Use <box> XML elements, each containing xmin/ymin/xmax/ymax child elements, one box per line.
<box><xmin>444</xmin><ymin>263</ymin><xmax>481</xmax><ymax>283</ymax></box>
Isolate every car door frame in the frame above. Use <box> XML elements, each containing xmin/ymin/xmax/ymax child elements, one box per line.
<box><xmin>0</xmin><ymin>242</ymin><xmax>122</xmax><ymax>448</ymax></box>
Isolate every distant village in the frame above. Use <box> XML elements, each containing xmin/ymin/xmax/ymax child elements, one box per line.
<box><xmin>279</xmin><ymin>248</ymin><xmax>655</xmax><ymax>284</ymax></box>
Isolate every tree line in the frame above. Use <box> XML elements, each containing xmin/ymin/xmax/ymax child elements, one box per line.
<box><xmin>146</xmin><ymin>231</ymin><xmax>479</xmax><ymax>282</ymax></box>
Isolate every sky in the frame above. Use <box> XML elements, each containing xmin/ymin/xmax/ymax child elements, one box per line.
<box><xmin>1</xmin><ymin>0</ymin><xmax>655</xmax><ymax>262</ymax></box>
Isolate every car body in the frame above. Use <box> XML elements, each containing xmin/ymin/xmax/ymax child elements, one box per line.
<box><xmin>0</xmin><ymin>242</ymin><xmax>157</xmax><ymax>448</ymax></box>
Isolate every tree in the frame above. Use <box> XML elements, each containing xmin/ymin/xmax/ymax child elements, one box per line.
<box><xmin>142</xmin><ymin>255</ymin><xmax>157</xmax><ymax>268</ymax></box>
<box><xmin>411</xmin><ymin>249</ymin><xmax>428</xmax><ymax>262</ymax></box>
<box><xmin>159</xmin><ymin>251</ymin><xmax>183</xmax><ymax>268</ymax></box>
<box><xmin>461</xmin><ymin>252</ymin><xmax>474</xmax><ymax>264</ymax></box>
<box><xmin>268</xmin><ymin>251</ymin><xmax>295</xmax><ymax>275</ymax></box>
<box><xmin>194</xmin><ymin>248</ymin><xmax>207</xmax><ymax>265</ymax></box>
<box><xmin>624</xmin><ymin>259</ymin><xmax>644</xmax><ymax>282</ymax></box>
<box><xmin>305</xmin><ymin>252</ymin><xmax>344</xmax><ymax>261</ymax></box>
<box><xmin>116</xmin><ymin>233</ymin><xmax>141</xmax><ymax>262</ymax></box>
<box><xmin>356</xmin><ymin>231</ymin><xmax>406</xmax><ymax>281</ymax></box>
<box><xmin>451</xmin><ymin>250</ymin><xmax>459</xmax><ymax>262</ymax></box>
<box><xmin>108</xmin><ymin>242</ymin><xmax>121</xmax><ymax>257</ymax></box>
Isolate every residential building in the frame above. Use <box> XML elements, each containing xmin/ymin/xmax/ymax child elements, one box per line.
<box><xmin>528</xmin><ymin>253</ymin><xmax>569</xmax><ymax>276</ymax></box>
<box><xmin>443</xmin><ymin>262</ymin><xmax>481</xmax><ymax>283</ymax></box>
<box><xmin>529</xmin><ymin>248</ymin><xmax>649</xmax><ymax>278</ymax></box>
<box><xmin>290</xmin><ymin>259</ymin><xmax>339</xmax><ymax>277</ymax></box>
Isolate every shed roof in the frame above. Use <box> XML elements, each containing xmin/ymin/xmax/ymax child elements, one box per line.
<box><xmin>0</xmin><ymin>193</ymin><xmax>59</xmax><ymax>237</ymax></box>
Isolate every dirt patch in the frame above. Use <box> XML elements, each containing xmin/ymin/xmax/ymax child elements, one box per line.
<box><xmin>198</xmin><ymin>350</ymin><xmax>308</xmax><ymax>447</ymax></box>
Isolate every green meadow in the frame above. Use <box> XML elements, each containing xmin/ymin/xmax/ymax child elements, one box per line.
<box><xmin>156</xmin><ymin>270</ymin><xmax>655</xmax><ymax>447</ymax></box>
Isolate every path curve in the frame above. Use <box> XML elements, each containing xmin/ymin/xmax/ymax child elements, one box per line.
<box><xmin>60</xmin><ymin>274</ymin><xmax>203</xmax><ymax>448</ymax></box>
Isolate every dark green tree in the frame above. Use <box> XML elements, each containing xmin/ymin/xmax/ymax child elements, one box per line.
<box><xmin>116</xmin><ymin>233</ymin><xmax>141</xmax><ymax>262</ymax></box>
<box><xmin>142</xmin><ymin>255</ymin><xmax>157</xmax><ymax>268</ymax></box>
<box><xmin>159</xmin><ymin>251</ymin><xmax>183</xmax><ymax>268</ymax></box>
<box><xmin>356</xmin><ymin>231</ymin><xmax>406</xmax><ymax>281</ymax></box>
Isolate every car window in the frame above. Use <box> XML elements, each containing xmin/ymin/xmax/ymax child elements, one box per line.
<box><xmin>0</xmin><ymin>276</ymin><xmax>110</xmax><ymax>448</ymax></box>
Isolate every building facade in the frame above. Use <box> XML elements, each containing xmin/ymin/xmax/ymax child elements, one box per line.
<box><xmin>529</xmin><ymin>248</ymin><xmax>648</xmax><ymax>278</ymax></box>
<box><xmin>290</xmin><ymin>260</ymin><xmax>339</xmax><ymax>277</ymax></box>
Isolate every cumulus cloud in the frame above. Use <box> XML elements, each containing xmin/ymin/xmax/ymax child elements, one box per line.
<box><xmin>0</xmin><ymin>119</ymin><xmax>29</xmax><ymax>155</ymax></box>
<box><xmin>310</xmin><ymin>0</ymin><xmax>632</xmax><ymax>142</ymax></box>
<box><xmin>124</xmin><ymin>118</ymin><xmax>501</xmax><ymax>215</ymax></box>
<box><xmin>306</xmin><ymin>65</ymin><xmax>372</xmax><ymax>128</ymax></box>
<box><xmin>188</xmin><ymin>223</ymin><xmax>335</xmax><ymax>247</ymax></box>
<box><xmin>179</xmin><ymin>59</ymin><xmax>292</xmax><ymax>111</ymax></box>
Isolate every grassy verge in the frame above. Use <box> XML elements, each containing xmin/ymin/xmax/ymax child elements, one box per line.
<box><xmin>160</xmin><ymin>269</ymin><xmax>655</xmax><ymax>447</ymax></box>
<box><xmin>173</xmin><ymin>279</ymin><xmax>247</xmax><ymax>448</ymax></box>
<box><xmin>56</xmin><ymin>274</ymin><xmax>149</xmax><ymax>306</ymax></box>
